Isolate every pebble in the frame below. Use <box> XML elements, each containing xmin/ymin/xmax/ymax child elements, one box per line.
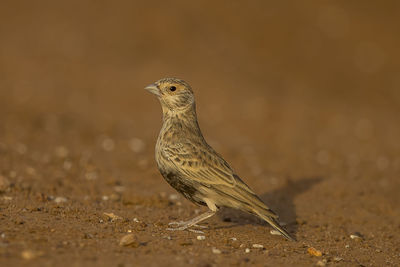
<box><xmin>245</xmin><ymin>248</ymin><xmax>251</xmax><ymax>253</ymax></box>
<box><xmin>63</xmin><ymin>160</ymin><xmax>72</xmax><ymax>170</ymax></box>
<box><xmin>103</xmin><ymin>212</ymin><xmax>123</xmax><ymax>221</ymax></box>
<box><xmin>85</xmin><ymin>171</ymin><xmax>98</xmax><ymax>180</ymax></box>
<box><xmin>21</xmin><ymin>250</ymin><xmax>43</xmax><ymax>260</ymax></box>
<box><xmin>252</xmin><ymin>244</ymin><xmax>264</xmax><ymax>249</ymax></box>
<box><xmin>212</xmin><ymin>248</ymin><xmax>222</xmax><ymax>254</ymax></box>
<box><xmin>129</xmin><ymin>138</ymin><xmax>146</xmax><ymax>153</ymax></box>
<box><xmin>119</xmin><ymin>234</ymin><xmax>139</xmax><ymax>247</ymax></box>
<box><xmin>197</xmin><ymin>235</ymin><xmax>206</xmax><ymax>240</ymax></box>
<box><xmin>333</xmin><ymin>257</ymin><xmax>343</xmax><ymax>262</ymax></box>
<box><xmin>270</xmin><ymin>230</ymin><xmax>282</xmax><ymax>236</ymax></box>
<box><xmin>114</xmin><ymin>185</ymin><xmax>126</xmax><ymax>193</ymax></box>
<box><xmin>101</xmin><ymin>137</ymin><xmax>115</xmax><ymax>151</ymax></box>
<box><xmin>0</xmin><ymin>175</ymin><xmax>11</xmax><ymax>192</ymax></box>
<box><xmin>169</xmin><ymin>194</ymin><xmax>179</xmax><ymax>201</ymax></box>
<box><xmin>54</xmin><ymin>197</ymin><xmax>67</xmax><ymax>203</ymax></box>
<box><xmin>350</xmin><ymin>233</ymin><xmax>363</xmax><ymax>241</ymax></box>
<box><xmin>316</xmin><ymin>259</ymin><xmax>327</xmax><ymax>266</ymax></box>
<box><xmin>307</xmin><ymin>247</ymin><xmax>322</xmax><ymax>257</ymax></box>
<box><xmin>133</xmin><ymin>218</ymin><xmax>140</xmax><ymax>223</ymax></box>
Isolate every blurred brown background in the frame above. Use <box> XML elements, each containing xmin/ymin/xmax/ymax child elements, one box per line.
<box><xmin>0</xmin><ymin>1</ymin><xmax>399</xmax><ymax>266</ymax></box>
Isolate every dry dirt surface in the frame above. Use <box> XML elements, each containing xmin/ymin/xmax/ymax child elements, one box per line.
<box><xmin>1</xmin><ymin>1</ymin><xmax>400</xmax><ymax>266</ymax></box>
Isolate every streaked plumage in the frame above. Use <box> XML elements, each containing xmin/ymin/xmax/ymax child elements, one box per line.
<box><xmin>145</xmin><ymin>78</ymin><xmax>294</xmax><ymax>241</ymax></box>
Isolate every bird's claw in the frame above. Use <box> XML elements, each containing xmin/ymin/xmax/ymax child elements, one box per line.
<box><xmin>167</xmin><ymin>221</ymin><xmax>208</xmax><ymax>233</ymax></box>
<box><xmin>166</xmin><ymin>227</ymin><xmax>205</xmax><ymax>234</ymax></box>
<box><xmin>168</xmin><ymin>221</ymin><xmax>185</xmax><ymax>226</ymax></box>
<box><xmin>168</xmin><ymin>221</ymin><xmax>208</xmax><ymax>229</ymax></box>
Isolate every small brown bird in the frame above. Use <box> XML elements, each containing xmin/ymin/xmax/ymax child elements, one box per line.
<box><xmin>145</xmin><ymin>78</ymin><xmax>294</xmax><ymax>241</ymax></box>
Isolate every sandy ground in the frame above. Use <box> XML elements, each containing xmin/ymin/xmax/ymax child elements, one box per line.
<box><xmin>0</xmin><ymin>1</ymin><xmax>399</xmax><ymax>266</ymax></box>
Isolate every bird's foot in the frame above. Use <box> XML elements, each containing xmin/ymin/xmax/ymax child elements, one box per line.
<box><xmin>167</xmin><ymin>221</ymin><xmax>208</xmax><ymax>233</ymax></box>
<box><xmin>168</xmin><ymin>221</ymin><xmax>208</xmax><ymax>228</ymax></box>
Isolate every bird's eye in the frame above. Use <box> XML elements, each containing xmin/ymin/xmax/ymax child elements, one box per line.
<box><xmin>169</xmin><ymin>86</ymin><xmax>176</xmax><ymax>91</ymax></box>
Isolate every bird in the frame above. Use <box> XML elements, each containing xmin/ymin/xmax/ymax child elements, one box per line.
<box><xmin>145</xmin><ymin>77</ymin><xmax>295</xmax><ymax>241</ymax></box>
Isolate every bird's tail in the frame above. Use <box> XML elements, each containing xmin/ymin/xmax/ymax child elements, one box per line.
<box><xmin>254</xmin><ymin>209</ymin><xmax>296</xmax><ymax>241</ymax></box>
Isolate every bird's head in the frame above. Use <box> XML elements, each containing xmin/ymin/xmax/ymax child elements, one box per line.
<box><xmin>145</xmin><ymin>78</ymin><xmax>195</xmax><ymax>112</ymax></box>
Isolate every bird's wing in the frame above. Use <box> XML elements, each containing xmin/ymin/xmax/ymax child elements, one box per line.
<box><xmin>161</xmin><ymin>141</ymin><xmax>238</xmax><ymax>187</ymax></box>
<box><xmin>161</xmin><ymin>141</ymin><xmax>279</xmax><ymax>218</ymax></box>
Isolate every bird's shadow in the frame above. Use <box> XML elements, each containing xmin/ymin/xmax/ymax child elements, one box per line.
<box><xmin>216</xmin><ymin>176</ymin><xmax>322</xmax><ymax>235</ymax></box>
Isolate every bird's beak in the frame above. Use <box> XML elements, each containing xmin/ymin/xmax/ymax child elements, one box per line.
<box><xmin>144</xmin><ymin>83</ymin><xmax>160</xmax><ymax>96</ymax></box>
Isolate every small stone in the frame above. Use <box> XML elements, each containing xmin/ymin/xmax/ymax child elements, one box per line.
<box><xmin>230</xmin><ymin>237</ymin><xmax>237</xmax><ymax>241</ymax></box>
<box><xmin>1</xmin><ymin>196</ymin><xmax>12</xmax><ymax>201</ymax></box>
<box><xmin>54</xmin><ymin>197</ymin><xmax>67</xmax><ymax>203</ymax></box>
<box><xmin>316</xmin><ymin>260</ymin><xmax>326</xmax><ymax>266</ymax></box>
<box><xmin>63</xmin><ymin>161</ymin><xmax>72</xmax><ymax>170</ymax></box>
<box><xmin>245</xmin><ymin>248</ymin><xmax>251</xmax><ymax>253</ymax></box>
<box><xmin>85</xmin><ymin>171</ymin><xmax>98</xmax><ymax>180</ymax></box>
<box><xmin>101</xmin><ymin>138</ymin><xmax>115</xmax><ymax>151</ymax></box>
<box><xmin>333</xmin><ymin>257</ymin><xmax>343</xmax><ymax>262</ymax></box>
<box><xmin>345</xmin><ymin>244</ymin><xmax>350</xmax><ymax>248</ymax></box>
<box><xmin>102</xmin><ymin>195</ymin><xmax>109</xmax><ymax>201</ymax></box>
<box><xmin>103</xmin><ymin>212</ymin><xmax>123</xmax><ymax>222</ymax></box>
<box><xmin>129</xmin><ymin>138</ymin><xmax>146</xmax><ymax>153</ymax></box>
<box><xmin>212</xmin><ymin>248</ymin><xmax>221</xmax><ymax>254</ymax></box>
<box><xmin>169</xmin><ymin>194</ymin><xmax>179</xmax><ymax>201</ymax></box>
<box><xmin>307</xmin><ymin>247</ymin><xmax>322</xmax><ymax>257</ymax></box>
<box><xmin>114</xmin><ymin>185</ymin><xmax>126</xmax><ymax>193</ymax></box>
<box><xmin>270</xmin><ymin>230</ymin><xmax>282</xmax><ymax>236</ymax></box>
<box><xmin>350</xmin><ymin>233</ymin><xmax>363</xmax><ymax>241</ymax></box>
<box><xmin>0</xmin><ymin>175</ymin><xmax>11</xmax><ymax>192</ymax></box>
<box><xmin>21</xmin><ymin>250</ymin><xmax>43</xmax><ymax>260</ymax></box>
<box><xmin>180</xmin><ymin>241</ymin><xmax>193</xmax><ymax>246</ymax></box>
<box><xmin>252</xmin><ymin>244</ymin><xmax>264</xmax><ymax>249</ymax></box>
<box><xmin>119</xmin><ymin>234</ymin><xmax>139</xmax><ymax>247</ymax></box>
<box><xmin>83</xmin><ymin>233</ymin><xmax>93</xmax><ymax>239</ymax></box>
<box><xmin>197</xmin><ymin>235</ymin><xmax>206</xmax><ymax>240</ymax></box>
<box><xmin>133</xmin><ymin>218</ymin><xmax>140</xmax><ymax>223</ymax></box>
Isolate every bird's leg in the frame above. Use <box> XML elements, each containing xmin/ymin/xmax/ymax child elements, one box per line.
<box><xmin>167</xmin><ymin>210</ymin><xmax>216</xmax><ymax>232</ymax></box>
